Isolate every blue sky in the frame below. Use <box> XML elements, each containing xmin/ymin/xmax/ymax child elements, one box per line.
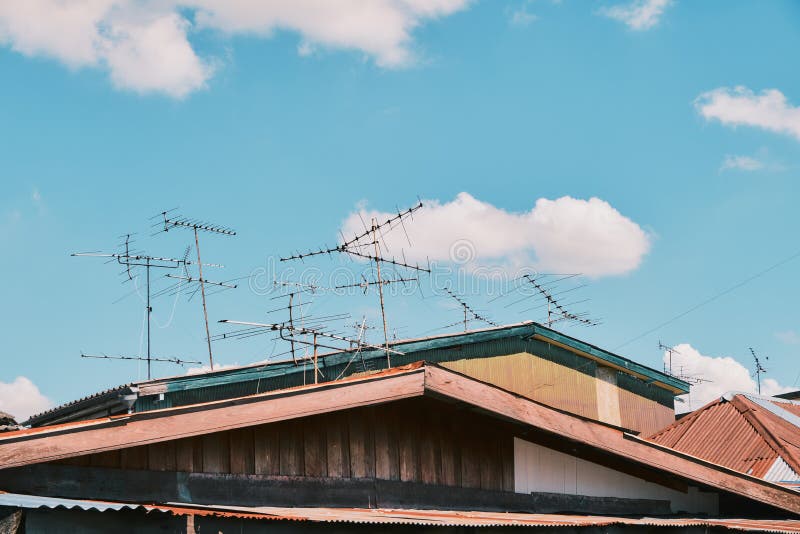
<box><xmin>1</xmin><ymin>0</ymin><xmax>798</xmax><ymax>419</ymax></box>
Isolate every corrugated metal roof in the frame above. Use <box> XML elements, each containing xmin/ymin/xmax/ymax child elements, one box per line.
<box><xmin>24</xmin><ymin>384</ymin><xmax>137</xmax><ymax>427</ymax></box>
<box><xmin>650</xmin><ymin>393</ymin><xmax>800</xmax><ymax>483</ymax></box>
<box><xmin>2</xmin><ymin>492</ymin><xmax>799</xmax><ymax>531</ymax></box>
<box><xmin>0</xmin><ymin>492</ymin><xmax>141</xmax><ymax>513</ymax></box>
<box><xmin>765</xmin><ymin>457</ymin><xmax>800</xmax><ymax>484</ymax></box>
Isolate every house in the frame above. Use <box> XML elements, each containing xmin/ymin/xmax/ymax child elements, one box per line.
<box><xmin>24</xmin><ymin>322</ymin><xmax>687</xmax><ymax>437</ymax></box>
<box><xmin>2</xmin><ymin>324</ymin><xmax>800</xmax><ymax>532</ymax></box>
<box><xmin>648</xmin><ymin>392</ymin><xmax>800</xmax><ymax>488</ymax></box>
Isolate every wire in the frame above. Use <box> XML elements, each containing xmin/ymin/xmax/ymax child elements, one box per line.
<box><xmin>616</xmin><ymin>247</ymin><xmax>800</xmax><ymax>349</ymax></box>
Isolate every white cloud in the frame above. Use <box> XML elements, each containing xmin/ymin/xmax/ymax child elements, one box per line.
<box><xmin>666</xmin><ymin>343</ymin><xmax>793</xmax><ymax>412</ymax></box>
<box><xmin>600</xmin><ymin>0</ymin><xmax>672</xmax><ymax>31</ymax></box>
<box><xmin>185</xmin><ymin>362</ymin><xmax>239</xmax><ymax>375</ymax></box>
<box><xmin>695</xmin><ymin>86</ymin><xmax>800</xmax><ymax>141</ymax></box>
<box><xmin>0</xmin><ymin>376</ymin><xmax>52</xmax><ymax>422</ymax></box>
<box><xmin>720</xmin><ymin>155</ymin><xmax>764</xmax><ymax>172</ymax></box>
<box><xmin>776</xmin><ymin>330</ymin><xmax>800</xmax><ymax>345</ymax></box>
<box><xmin>0</xmin><ymin>0</ymin><xmax>470</xmax><ymax>97</ymax></box>
<box><xmin>341</xmin><ymin>193</ymin><xmax>651</xmax><ymax>277</ymax></box>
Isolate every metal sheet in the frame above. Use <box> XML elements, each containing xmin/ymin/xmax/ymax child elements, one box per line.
<box><xmin>4</xmin><ymin>493</ymin><xmax>799</xmax><ymax>532</ymax></box>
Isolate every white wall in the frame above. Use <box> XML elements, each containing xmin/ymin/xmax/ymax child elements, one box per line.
<box><xmin>513</xmin><ymin>437</ymin><xmax>718</xmax><ymax>514</ymax></box>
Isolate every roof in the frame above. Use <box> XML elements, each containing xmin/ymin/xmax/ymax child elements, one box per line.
<box><xmin>1</xmin><ymin>363</ymin><xmax>797</xmax><ymax>514</ymax></box>
<box><xmin>2</xmin><ymin>492</ymin><xmax>800</xmax><ymax>531</ymax></box>
<box><xmin>25</xmin><ymin>321</ymin><xmax>689</xmax><ymax>426</ymax></box>
<box><xmin>649</xmin><ymin>393</ymin><xmax>800</xmax><ymax>484</ymax></box>
<box><xmin>24</xmin><ymin>383</ymin><xmax>138</xmax><ymax>427</ymax></box>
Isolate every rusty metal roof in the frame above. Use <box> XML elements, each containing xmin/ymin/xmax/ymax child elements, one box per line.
<box><xmin>2</xmin><ymin>492</ymin><xmax>800</xmax><ymax>531</ymax></box>
<box><xmin>649</xmin><ymin>393</ymin><xmax>800</xmax><ymax>483</ymax></box>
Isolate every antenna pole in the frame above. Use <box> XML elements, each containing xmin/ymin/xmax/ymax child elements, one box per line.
<box><xmin>146</xmin><ymin>257</ymin><xmax>152</xmax><ymax>379</ymax></box>
<box><xmin>750</xmin><ymin>347</ymin><xmax>766</xmax><ymax>395</ymax></box>
<box><xmin>195</xmin><ymin>226</ymin><xmax>214</xmax><ymax>370</ymax></box>
<box><xmin>313</xmin><ymin>332</ymin><xmax>319</xmax><ymax>384</ymax></box>
<box><xmin>372</xmin><ymin>218</ymin><xmax>390</xmax><ymax>366</ymax></box>
<box><xmin>288</xmin><ymin>293</ymin><xmax>297</xmax><ymax>364</ymax></box>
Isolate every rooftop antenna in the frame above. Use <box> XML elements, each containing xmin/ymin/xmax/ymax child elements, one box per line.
<box><xmin>218</xmin><ymin>320</ymin><xmax>405</xmax><ymax>383</ymax></box>
<box><xmin>72</xmin><ymin>233</ymin><xmax>209</xmax><ymax>379</ymax></box>
<box><xmin>280</xmin><ymin>201</ymin><xmax>429</xmax><ymax>366</ymax></box>
<box><xmin>655</xmin><ymin>341</ymin><xmax>710</xmax><ymax>386</ymax></box>
<box><xmin>443</xmin><ymin>288</ymin><xmax>499</xmax><ymax>331</ymax></box>
<box><xmin>520</xmin><ymin>274</ymin><xmax>599</xmax><ymax>327</ymax></box>
<box><xmin>155</xmin><ymin>211</ymin><xmax>236</xmax><ymax>371</ymax></box>
<box><xmin>750</xmin><ymin>347</ymin><xmax>768</xmax><ymax>395</ymax></box>
<box><xmin>81</xmin><ymin>353</ymin><xmax>201</xmax><ymax>367</ymax></box>
<box><xmin>658</xmin><ymin>340</ymin><xmax>679</xmax><ymax>375</ymax></box>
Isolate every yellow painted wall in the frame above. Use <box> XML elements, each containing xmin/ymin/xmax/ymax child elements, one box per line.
<box><xmin>441</xmin><ymin>352</ymin><xmax>674</xmax><ymax>435</ymax></box>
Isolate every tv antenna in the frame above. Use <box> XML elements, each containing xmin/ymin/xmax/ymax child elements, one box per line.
<box><xmin>658</xmin><ymin>340</ymin><xmax>680</xmax><ymax>375</ymax></box>
<box><xmin>155</xmin><ymin>211</ymin><xmax>237</xmax><ymax>371</ymax></box>
<box><xmin>443</xmin><ymin>288</ymin><xmax>499</xmax><ymax>331</ymax></box>
<box><xmin>518</xmin><ymin>274</ymin><xmax>599</xmax><ymax>327</ymax></box>
<box><xmin>218</xmin><ymin>320</ymin><xmax>405</xmax><ymax>384</ymax></box>
<box><xmin>81</xmin><ymin>353</ymin><xmax>201</xmax><ymax>366</ymax></box>
<box><xmin>750</xmin><ymin>347</ymin><xmax>768</xmax><ymax>395</ymax></box>
<box><xmin>72</xmin><ymin>233</ymin><xmax>211</xmax><ymax>378</ymax></box>
<box><xmin>280</xmin><ymin>201</ymin><xmax>429</xmax><ymax>366</ymax></box>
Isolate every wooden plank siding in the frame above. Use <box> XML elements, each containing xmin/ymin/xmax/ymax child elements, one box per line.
<box><xmin>51</xmin><ymin>398</ymin><xmax>515</xmax><ymax>493</ymax></box>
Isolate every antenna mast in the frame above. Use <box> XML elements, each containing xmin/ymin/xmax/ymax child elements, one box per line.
<box><xmin>750</xmin><ymin>347</ymin><xmax>768</xmax><ymax>395</ymax></box>
<box><xmin>157</xmin><ymin>212</ymin><xmax>236</xmax><ymax>370</ymax></box>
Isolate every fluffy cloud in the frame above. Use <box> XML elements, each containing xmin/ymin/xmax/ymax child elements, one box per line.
<box><xmin>341</xmin><ymin>193</ymin><xmax>651</xmax><ymax>277</ymax></box>
<box><xmin>0</xmin><ymin>376</ymin><xmax>51</xmax><ymax>422</ymax></box>
<box><xmin>695</xmin><ymin>86</ymin><xmax>800</xmax><ymax>141</ymax></box>
<box><xmin>666</xmin><ymin>343</ymin><xmax>792</xmax><ymax>413</ymax></box>
<box><xmin>720</xmin><ymin>155</ymin><xmax>764</xmax><ymax>172</ymax></box>
<box><xmin>0</xmin><ymin>0</ymin><xmax>469</xmax><ymax>97</ymax></box>
<box><xmin>600</xmin><ymin>0</ymin><xmax>672</xmax><ymax>31</ymax></box>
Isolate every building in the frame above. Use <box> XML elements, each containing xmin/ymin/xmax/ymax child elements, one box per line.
<box><xmin>2</xmin><ymin>323</ymin><xmax>800</xmax><ymax>532</ymax></box>
<box><xmin>25</xmin><ymin>322</ymin><xmax>687</xmax><ymax>436</ymax></box>
<box><xmin>649</xmin><ymin>392</ymin><xmax>800</xmax><ymax>488</ymax></box>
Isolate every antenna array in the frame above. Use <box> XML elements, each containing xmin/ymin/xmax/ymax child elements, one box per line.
<box><xmin>154</xmin><ymin>211</ymin><xmax>237</xmax><ymax>370</ymax></box>
<box><xmin>443</xmin><ymin>288</ymin><xmax>499</xmax><ymax>331</ymax></box>
<box><xmin>73</xmin><ymin>233</ymin><xmax>198</xmax><ymax>379</ymax></box>
<box><xmin>218</xmin><ymin>319</ymin><xmax>405</xmax><ymax>384</ymax></box>
<box><xmin>279</xmin><ymin>201</ymin><xmax>429</xmax><ymax>366</ymax></box>
<box><xmin>519</xmin><ymin>274</ymin><xmax>599</xmax><ymax>327</ymax></box>
<box><xmin>657</xmin><ymin>341</ymin><xmax>711</xmax><ymax>386</ymax></box>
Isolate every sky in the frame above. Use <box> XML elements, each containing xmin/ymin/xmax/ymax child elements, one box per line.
<box><xmin>1</xmin><ymin>0</ymin><xmax>799</xmax><ymax>420</ymax></box>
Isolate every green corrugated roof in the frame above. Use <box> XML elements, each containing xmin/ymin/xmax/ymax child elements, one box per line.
<box><xmin>133</xmin><ymin>322</ymin><xmax>688</xmax><ymax>413</ymax></box>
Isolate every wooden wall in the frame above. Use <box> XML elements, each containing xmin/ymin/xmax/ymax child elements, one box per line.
<box><xmin>441</xmin><ymin>352</ymin><xmax>675</xmax><ymax>435</ymax></box>
<box><xmin>442</xmin><ymin>353</ymin><xmax>600</xmax><ymax>421</ymax></box>
<box><xmin>57</xmin><ymin>398</ymin><xmax>515</xmax><ymax>493</ymax></box>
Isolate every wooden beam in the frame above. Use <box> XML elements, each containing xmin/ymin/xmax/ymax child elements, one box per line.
<box><xmin>0</xmin><ymin>368</ymin><xmax>425</xmax><ymax>469</ymax></box>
